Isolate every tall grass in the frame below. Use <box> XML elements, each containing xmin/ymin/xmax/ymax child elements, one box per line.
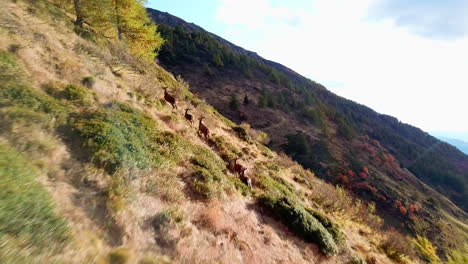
<box><xmin>0</xmin><ymin>142</ymin><xmax>70</xmax><ymax>261</ymax></box>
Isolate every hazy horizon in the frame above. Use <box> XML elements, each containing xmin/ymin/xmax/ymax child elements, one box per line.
<box><xmin>147</xmin><ymin>0</ymin><xmax>468</xmax><ymax>138</ymax></box>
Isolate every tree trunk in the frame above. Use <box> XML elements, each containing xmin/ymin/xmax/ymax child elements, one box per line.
<box><xmin>73</xmin><ymin>0</ymin><xmax>84</xmax><ymax>28</ymax></box>
<box><xmin>114</xmin><ymin>0</ymin><xmax>123</xmax><ymax>40</ymax></box>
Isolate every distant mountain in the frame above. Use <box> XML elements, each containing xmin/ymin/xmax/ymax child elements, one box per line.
<box><xmin>148</xmin><ymin>7</ymin><xmax>468</xmax><ymax>254</ymax></box>
<box><xmin>437</xmin><ymin>136</ymin><xmax>468</xmax><ymax>154</ymax></box>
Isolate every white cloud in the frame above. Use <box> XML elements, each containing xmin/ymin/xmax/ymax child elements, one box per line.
<box><xmin>215</xmin><ymin>0</ymin><xmax>468</xmax><ymax>133</ymax></box>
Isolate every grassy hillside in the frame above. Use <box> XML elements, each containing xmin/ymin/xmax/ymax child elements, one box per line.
<box><xmin>0</xmin><ymin>0</ymin><xmax>466</xmax><ymax>263</ymax></box>
<box><xmin>147</xmin><ymin>7</ymin><xmax>468</xmax><ymax>258</ymax></box>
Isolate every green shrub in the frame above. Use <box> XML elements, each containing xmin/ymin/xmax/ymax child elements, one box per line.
<box><xmin>258</xmin><ymin>194</ymin><xmax>338</xmax><ymax>256</ymax></box>
<box><xmin>60</xmin><ymin>84</ymin><xmax>95</xmax><ymax>106</ymax></box>
<box><xmin>307</xmin><ymin>209</ymin><xmax>344</xmax><ymax>244</ymax></box>
<box><xmin>446</xmin><ymin>244</ymin><xmax>468</xmax><ymax>264</ymax></box>
<box><xmin>228</xmin><ymin>176</ymin><xmax>251</xmax><ymax>196</ymax></box>
<box><xmin>210</xmin><ymin>135</ymin><xmax>241</xmax><ymax>161</ymax></box>
<box><xmin>71</xmin><ymin>102</ymin><xmax>188</xmax><ymax>174</ymax></box>
<box><xmin>108</xmin><ymin>248</ymin><xmax>132</xmax><ymax>264</ymax></box>
<box><xmin>413</xmin><ymin>236</ymin><xmax>442</xmax><ymax>264</ymax></box>
<box><xmin>0</xmin><ymin>143</ymin><xmax>70</xmax><ymax>257</ymax></box>
<box><xmin>152</xmin><ymin>207</ymin><xmax>185</xmax><ymax>232</ymax></box>
<box><xmin>188</xmin><ymin>146</ymin><xmax>235</xmax><ymax>199</ymax></box>
<box><xmin>81</xmin><ymin>76</ymin><xmax>96</xmax><ymax>88</ymax></box>
<box><xmin>233</xmin><ymin>125</ymin><xmax>250</xmax><ymax>141</ymax></box>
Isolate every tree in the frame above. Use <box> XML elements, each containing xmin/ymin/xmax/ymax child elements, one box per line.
<box><xmin>243</xmin><ymin>94</ymin><xmax>249</xmax><ymax>105</ymax></box>
<box><xmin>212</xmin><ymin>52</ymin><xmax>224</xmax><ymax>67</ymax></box>
<box><xmin>79</xmin><ymin>0</ymin><xmax>164</xmax><ymax>62</ymax></box>
<box><xmin>73</xmin><ymin>0</ymin><xmax>84</xmax><ymax>28</ymax></box>
<box><xmin>229</xmin><ymin>94</ymin><xmax>239</xmax><ymax>111</ymax></box>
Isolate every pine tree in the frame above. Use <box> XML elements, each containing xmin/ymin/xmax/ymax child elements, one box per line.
<box><xmin>229</xmin><ymin>94</ymin><xmax>239</xmax><ymax>111</ymax></box>
<box><xmin>212</xmin><ymin>52</ymin><xmax>224</xmax><ymax>67</ymax></box>
<box><xmin>243</xmin><ymin>94</ymin><xmax>249</xmax><ymax>105</ymax></box>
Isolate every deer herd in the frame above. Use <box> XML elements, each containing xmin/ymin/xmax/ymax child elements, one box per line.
<box><xmin>162</xmin><ymin>87</ymin><xmax>253</xmax><ymax>189</ymax></box>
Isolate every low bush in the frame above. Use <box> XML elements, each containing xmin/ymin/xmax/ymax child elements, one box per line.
<box><xmin>233</xmin><ymin>125</ymin><xmax>250</xmax><ymax>142</ymax></box>
<box><xmin>210</xmin><ymin>135</ymin><xmax>241</xmax><ymax>162</ymax></box>
<box><xmin>258</xmin><ymin>194</ymin><xmax>338</xmax><ymax>256</ymax></box>
<box><xmin>446</xmin><ymin>245</ymin><xmax>468</xmax><ymax>264</ymax></box>
<box><xmin>108</xmin><ymin>248</ymin><xmax>132</xmax><ymax>264</ymax></box>
<box><xmin>413</xmin><ymin>236</ymin><xmax>442</xmax><ymax>264</ymax></box>
<box><xmin>307</xmin><ymin>209</ymin><xmax>344</xmax><ymax>244</ymax></box>
<box><xmin>60</xmin><ymin>84</ymin><xmax>95</xmax><ymax>106</ymax></box>
<box><xmin>71</xmin><ymin>102</ymin><xmax>188</xmax><ymax>174</ymax></box>
<box><xmin>81</xmin><ymin>76</ymin><xmax>96</xmax><ymax>88</ymax></box>
<box><xmin>380</xmin><ymin>230</ymin><xmax>416</xmax><ymax>264</ymax></box>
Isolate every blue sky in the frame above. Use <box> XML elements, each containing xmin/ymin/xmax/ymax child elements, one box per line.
<box><xmin>147</xmin><ymin>0</ymin><xmax>468</xmax><ymax>137</ymax></box>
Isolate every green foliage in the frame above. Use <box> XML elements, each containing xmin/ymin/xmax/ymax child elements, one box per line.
<box><xmin>212</xmin><ymin>52</ymin><xmax>224</xmax><ymax>67</ymax></box>
<box><xmin>446</xmin><ymin>244</ymin><xmax>468</xmax><ymax>264</ymax></box>
<box><xmin>229</xmin><ymin>94</ymin><xmax>239</xmax><ymax>111</ymax></box>
<box><xmin>210</xmin><ymin>135</ymin><xmax>241</xmax><ymax>162</ymax></box>
<box><xmin>306</xmin><ymin>209</ymin><xmax>344</xmax><ymax>244</ymax></box>
<box><xmin>70</xmin><ymin>102</ymin><xmax>188</xmax><ymax>174</ymax></box>
<box><xmin>0</xmin><ymin>143</ymin><xmax>70</xmax><ymax>259</ymax></box>
<box><xmin>243</xmin><ymin>94</ymin><xmax>249</xmax><ymax>105</ymax></box>
<box><xmin>81</xmin><ymin>76</ymin><xmax>96</xmax><ymax>88</ymax></box>
<box><xmin>108</xmin><ymin>248</ymin><xmax>132</xmax><ymax>264</ymax></box>
<box><xmin>258</xmin><ymin>194</ymin><xmax>338</xmax><ymax>256</ymax></box>
<box><xmin>70</xmin><ymin>0</ymin><xmax>164</xmax><ymax>62</ymax></box>
<box><xmin>233</xmin><ymin>125</ymin><xmax>250</xmax><ymax>142</ymax></box>
<box><xmin>189</xmin><ymin>146</ymin><xmax>228</xmax><ymax>199</ymax></box>
<box><xmin>59</xmin><ymin>84</ymin><xmax>95</xmax><ymax>106</ymax></box>
<box><xmin>152</xmin><ymin>207</ymin><xmax>185</xmax><ymax>232</ymax></box>
<box><xmin>413</xmin><ymin>236</ymin><xmax>442</xmax><ymax>264</ymax></box>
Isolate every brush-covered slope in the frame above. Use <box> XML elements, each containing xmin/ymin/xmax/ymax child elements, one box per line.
<box><xmin>147</xmin><ymin>7</ymin><xmax>468</xmax><ymax>257</ymax></box>
<box><xmin>0</xmin><ymin>0</ymin><xmax>436</xmax><ymax>263</ymax></box>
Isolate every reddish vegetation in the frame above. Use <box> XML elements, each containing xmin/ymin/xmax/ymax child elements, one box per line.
<box><xmin>399</xmin><ymin>206</ymin><xmax>407</xmax><ymax>215</ymax></box>
<box><xmin>359</xmin><ymin>172</ymin><xmax>367</xmax><ymax>179</ymax></box>
<box><xmin>353</xmin><ymin>182</ymin><xmax>377</xmax><ymax>193</ymax></box>
<box><xmin>347</xmin><ymin>169</ymin><xmax>356</xmax><ymax>177</ymax></box>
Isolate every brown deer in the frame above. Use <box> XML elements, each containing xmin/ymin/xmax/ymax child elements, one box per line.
<box><xmin>229</xmin><ymin>157</ymin><xmax>243</xmax><ymax>174</ymax></box>
<box><xmin>163</xmin><ymin>87</ymin><xmax>177</xmax><ymax>109</ymax></box>
<box><xmin>239</xmin><ymin>167</ymin><xmax>252</xmax><ymax>189</ymax></box>
<box><xmin>198</xmin><ymin>116</ymin><xmax>210</xmax><ymax>139</ymax></box>
<box><xmin>184</xmin><ymin>108</ymin><xmax>193</xmax><ymax>124</ymax></box>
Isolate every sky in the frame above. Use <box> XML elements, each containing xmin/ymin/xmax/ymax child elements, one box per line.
<box><xmin>147</xmin><ymin>0</ymin><xmax>468</xmax><ymax>138</ymax></box>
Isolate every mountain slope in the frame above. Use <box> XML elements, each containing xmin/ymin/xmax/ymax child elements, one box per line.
<box><xmin>0</xmin><ymin>0</ymin><xmax>432</xmax><ymax>263</ymax></box>
<box><xmin>147</xmin><ymin>7</ymin><xmax>468</xmax><ymax>255</ymax></box>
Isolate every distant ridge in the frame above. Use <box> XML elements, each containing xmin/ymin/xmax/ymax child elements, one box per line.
<box><xmin>437</xmin><ymin>136</ymin><xmax>468</xmax><ymax>154</ymax></box>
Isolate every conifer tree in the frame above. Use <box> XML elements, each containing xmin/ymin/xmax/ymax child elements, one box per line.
<box><xmin>229</xmin><ymin>94</ymin><xmax>239</xmax><ymax>111</ymax></box>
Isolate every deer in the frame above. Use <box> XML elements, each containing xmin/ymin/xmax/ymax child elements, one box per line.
<box><xmin>198</xmin><ymin>116</ymin><xmax>210</xmax><ymax>139</ymax></box>
<box><xmin>163</xmin><ymin>87</ymin><xmax>177</xmax><ymax>109</ymax></box>
<box><xmin>184</xmin><ymin>108</ymin><xmax>193</xmax><ymax>125</ymax></box>
<box><xmin>229</xmin><ymin>157</ymin><xmax>243</xmax><ymax>174</ymax></box>
<box><xmin>239</xmin><ymin>167</ymin><xmax>252</xmax><ymax>189</ymax></box>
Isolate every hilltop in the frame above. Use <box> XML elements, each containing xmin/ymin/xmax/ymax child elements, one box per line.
<box><xmin>0</xmin><ymin>1</ymin><xmax>466</xmax><ymax>263</ymax></box>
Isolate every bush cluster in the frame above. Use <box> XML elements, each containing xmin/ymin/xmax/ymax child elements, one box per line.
<box><xmin>258</xmin><ymin>194</ymin><xmax>338</xmax><ymax>256</ymax></box>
